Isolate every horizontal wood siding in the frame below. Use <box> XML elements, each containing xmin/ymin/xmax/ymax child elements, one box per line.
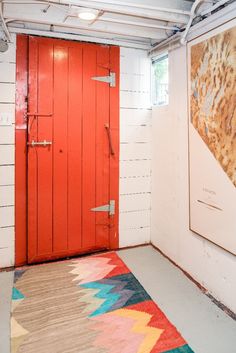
<box><xmin>119</xmin><ymin>47</ymin><xmax>151</xmax><ymax>247</ymax></box>
<box><xmin>0</xmin><ymin>33</ymin><xmax>16</xmax><ymax>268</ymax></box>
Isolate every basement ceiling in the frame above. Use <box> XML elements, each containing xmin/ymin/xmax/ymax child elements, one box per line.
<box><xmin>0</xmin><ymin>0</ymin><xmax>233</xmax><ymax>49</ymax></box>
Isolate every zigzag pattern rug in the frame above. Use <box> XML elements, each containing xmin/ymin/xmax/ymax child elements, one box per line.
<box><xmin>11</xmin><ymin>252</ymin><xmax>194</xmax><ymax>353</ymax></box>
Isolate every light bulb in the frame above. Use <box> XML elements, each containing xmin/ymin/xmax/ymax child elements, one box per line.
<box><xmin>78</xmin><ymin>12</ymin><xmax>97</xmax><ymax>20</ymax></box>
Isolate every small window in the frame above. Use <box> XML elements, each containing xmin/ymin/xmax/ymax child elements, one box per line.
<box><xmin>152</xmin><ymin>54</ymin><xmax>169</xmax><ymax>106</ymax></box>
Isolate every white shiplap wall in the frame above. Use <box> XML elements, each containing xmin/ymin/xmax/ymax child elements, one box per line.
<box><xmin>0</xmin><ymin>40</ymin><xmax>151</xmax><ymax>268</ymax></box>
<box><xmin>0</xmin><ymin>33</ymin><xmax>16</xmax><ymax>268</ymax></box>
<box><xmin>119</xmin><ymin>47</ymin><xmax>151</xmax><ymax>247</ymax></box>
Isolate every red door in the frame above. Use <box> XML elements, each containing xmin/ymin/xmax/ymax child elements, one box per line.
<box><xmin>27</xmin><ymin>36</ymin><xmax>119</xmax><ymax>264</ymax></box>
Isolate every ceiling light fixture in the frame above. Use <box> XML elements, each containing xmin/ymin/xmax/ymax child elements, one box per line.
<box><xmin>78</xmin><ymin>11</ymin><xmax>97</xmax><ymax>21</ymax></box>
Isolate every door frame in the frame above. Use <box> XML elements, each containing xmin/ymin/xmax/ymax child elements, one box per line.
<box><xmin>15</xmin><ymin>34</ymin><xmax>120</xmax><ymax>266</ymax></box>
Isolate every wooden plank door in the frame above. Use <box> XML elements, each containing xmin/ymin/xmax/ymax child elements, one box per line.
<box><xmin>27</xmin><ymin>36</ymin><xmax>119</xmax><ymax>263</ymax></box>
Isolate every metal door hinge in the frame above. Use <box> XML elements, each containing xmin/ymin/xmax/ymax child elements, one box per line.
<box><xmin>91</xmin><ymin>72</ymin><xmax>116</xmax><ymax>87</ymax></box>
<box><xmin>91</xmin><ymin>200</ymin><xmax>115</xmax><ymax>216</ymax></box>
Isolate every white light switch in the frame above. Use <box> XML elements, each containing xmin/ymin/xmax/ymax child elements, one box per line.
<box><xmin>0</xmin><ymin>112</ymin><xmax>12</xmax><ymax>126</ymax></box>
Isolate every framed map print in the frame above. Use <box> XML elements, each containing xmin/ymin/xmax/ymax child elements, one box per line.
<box><xmin>188</xmin><ymin>19</ymin><xmax>236</xmax><ymax>255</ymax></box>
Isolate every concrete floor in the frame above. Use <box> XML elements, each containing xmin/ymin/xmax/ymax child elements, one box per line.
<box><xmin>1</xmin><ymin>245</ymin><xmax>236</xmax><ymax>353</ymax></box>
<box><xmin>0</xmin><ymin>270</ymin><xmax>13</xmax><ymax>353</ymax></box>
<box><xmin>118</xmin><ymin>246</ymin><xmax>236</xmax><ymax>353</ymax></box>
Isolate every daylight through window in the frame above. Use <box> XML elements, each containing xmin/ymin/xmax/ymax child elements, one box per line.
<box><xmin>152</xmin><ymin>54</ymin><xmax>169</xmax><ymax>106</ymax></box>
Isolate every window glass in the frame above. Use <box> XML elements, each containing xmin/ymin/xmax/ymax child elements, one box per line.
<box><xmin>152</xmin><ymin>54</ymin><xmax>169</xmax><ymax>106</ymax></box>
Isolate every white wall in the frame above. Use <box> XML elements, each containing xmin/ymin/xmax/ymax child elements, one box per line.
<box><xmin>151</xmin><ymin>43</ymin><xmax>236</xmax><ymax>313</ymax></box>
<box><xmin>0</xmin><ymin>33</ymin><xmax>16</xmax><ymax>268</ymax></box>
<box><xmin>119</xmin><ymin>47</ymin><xmax>151</xmax><ymax>247</ymax></box>
<box><xmin>0</xmin><ymin>40</ymin><xmax>151</xmax><ymax>268</ymax></box>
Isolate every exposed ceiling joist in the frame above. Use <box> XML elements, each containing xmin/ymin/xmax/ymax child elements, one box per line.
<box><xmin>4</xmin><ymin>1</ymin><xmax>183</xmax><ymax>44</ymax></box>
<box><xmin>54</xmin><ymin>0</ymin><xmax>191</xmax><ymax>23</ymax></box>
<box><xmin>0</xmin><ymin>0</ymin><xmax>193</xmax><ymax>47</ymax></box>
<box><xmin>1</xmin><ymin>0</ymin><xmax>232</xmax><ymax>49</ymax></box>
<box><xmin>4</xmin><ymin>6</ymin><xmax>169</xmax><ymax>40</ymax></box>
<box><xmin>96</xmin><ymin>17</ymin><xmax>179</xmax><ymax>31</ymax></box>
<box><xmin>60</xmin><ymin>0</ymin><xmax>191</xmax><ymax>15</ymax></box>
<box><xmin>9</xmin><ymin>25</ymin><xmax>151</xmax><ymax>48</ymax></box>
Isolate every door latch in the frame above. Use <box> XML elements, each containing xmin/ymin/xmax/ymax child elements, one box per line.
<box><xmin>91</xmin><ymin>200</ymin><xmax>115</xmax><ymax>216</ymax></box>
<box><xmin>91</xmin><ymin>72</ymin><xmax>116</xmax><ymax>87</ymax></box>
<box><xmin>27</xmin><ymin>140</ymin><xmax>52</xmax><ymax>147</ymax></box>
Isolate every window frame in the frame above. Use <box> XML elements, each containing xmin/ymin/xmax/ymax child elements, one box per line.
<box><xmin>151</xmin><ymin>52</ymin><xmax>169</xmax><ymax>107</ymax></box>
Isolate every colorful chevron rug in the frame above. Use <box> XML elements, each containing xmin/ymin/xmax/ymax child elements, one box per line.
<box><xmin>11</xmin><ymin>252</ymin><xmax>194</xmax><ymax>353</ymax></box>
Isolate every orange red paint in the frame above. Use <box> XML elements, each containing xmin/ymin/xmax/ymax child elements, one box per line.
<box><xmin>15</xmin><ymin>35</ymin><xmax>119</xmax><ymax>265</ymax></box>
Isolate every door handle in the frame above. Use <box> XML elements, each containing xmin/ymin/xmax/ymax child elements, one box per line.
<box><xmin>26</xmin><ymin>113</ymin><xmax>53</xmax><ymax>134</ymax></box>
<box><xmin>105</xmin><ymin>123</ymin><xmax>115</xmax><ymax>156</ymax></box>
<box><xmin>27</xmin><ymin>140</ymin><xmax>52</xmax><ymax>147</ymax></box>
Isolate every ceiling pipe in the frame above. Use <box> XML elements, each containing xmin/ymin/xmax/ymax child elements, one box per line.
<box><xmin>149</xmin><ymin>32</ymin><xmax>181</xmax><ymax>56</ymax></box>
<box><xmin>149</xmin><ymin>0</ymin><xmax>233</xmax><ymax>54</ymax></box>
<box><xmin>180</xmin><ymin>0</ymin><xmax>205</xmax><ymax>45</ymax></box>
<box><xmin>0</xmin><ymin>0</ymin><xmax>11</xmax><ymax>41</ymax></box>
<box><xmin>181</xmin><ymin>0</ymin><xmax>232</xmax><ymax>44</ymax></box>
<box><xmin>200</xmin><ymin>0</ymin><xmax>233</xmax><ymax>16</ymax></box>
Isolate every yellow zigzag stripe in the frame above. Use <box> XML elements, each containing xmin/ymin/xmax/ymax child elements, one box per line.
<box><xmin>113</xmin><ymin>309</ymin><xmax>163</xmax><ymax>353</ymax></box>
<box><xmin>11</xmin><ymin>317</ymin><xmax>29</xmax><ymax>353</ymax></box>
<box><xmin>11</xmin><ymin>317</ymin><xmax>29</xmax><ymax>338</ymax></box>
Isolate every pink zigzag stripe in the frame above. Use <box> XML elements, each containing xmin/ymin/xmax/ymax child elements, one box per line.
<box><xmin>91</xmin><ymin>313</ymin><xmax>145</xmax><ymax>353</ymax></box>
<box><xmin>70</xmin><ymin>257</ymin><xmax>116</xmax><ymax>284</ymax></box>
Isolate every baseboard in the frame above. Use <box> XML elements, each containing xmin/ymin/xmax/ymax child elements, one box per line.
<box><xmin>0</xmin><ymin>266</ymin><xmax>15</xmax><ymax>273</ymax></box>
<box><xmin>117</xmin><ymin>243</ymin><xmax>150</xmax><ymax>251</ymax></box>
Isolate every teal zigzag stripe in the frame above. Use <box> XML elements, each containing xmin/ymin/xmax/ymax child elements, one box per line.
<box><xmin>164</xmin><ymin>344</ymin><xmax>194</xmax><ymax>353</ymax></box>
<box><xmin>12</xmin><ymin>287</ymin><xmax>24</xmax><ymax>300</ymax></box>
<box><xmin>81</xmin><ymin>282</ymin><xmax>120</xmax><ymax>317</ymax></box>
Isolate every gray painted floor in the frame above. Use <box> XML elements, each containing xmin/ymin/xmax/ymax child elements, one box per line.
<box><xmin>0</xmin><ymin>270</ymin><xmax>14</xmax><ymax>353</ymax></box>
<box><xmin>0</xmin><ymin>245</ymin><xmax>235</xmax><ymax>353</ymax></box>
<box><xmin>118</xmin><ymin>246</ymin><xmax>236</xmax><ymax>353</ymax></box>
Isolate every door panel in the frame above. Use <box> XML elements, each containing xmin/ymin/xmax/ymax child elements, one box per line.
<box><xmin>81</xmin><ymin>45</ymin><xmax>97</xmax><ymax>250</ymax></box>
<box><xmin>95</xmin><ymin>46</ymin><xmax>110</xmax><ymax>248</ymax></box>
<box><xmin>67</xmin><ymin>46</ymin><xmax>83</xmax><ymax>251</ymax></box>
<box><xmin>53</xmin><ymin>45</ymin><xmax>69</xmax><ymax>253</ymax></box>
<box><xmin>37</xmin><ymin>42</ymin><xmax>53</xmax><ymax>256</ymax></box>
<box><xmin>27</xmin><ymin>37</ymin><xmax>119</xmax><ymax>263</ymax></box>
<box><xmin>27</xmin><ymin>37</ymin><xmax>38</xmax><ymax>261</ymax></box>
